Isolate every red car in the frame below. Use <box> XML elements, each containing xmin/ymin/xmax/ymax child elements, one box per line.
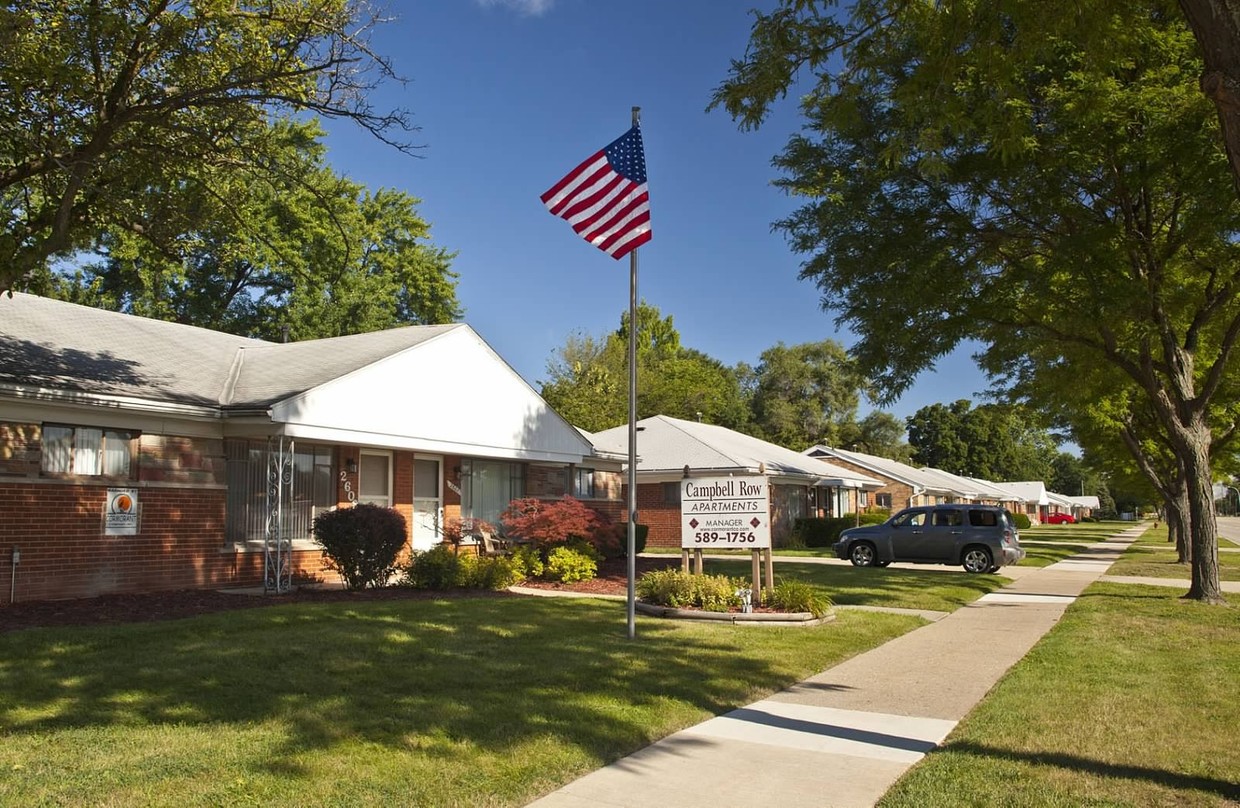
<box><xmin>1045</xmin><ymin>512</ymin><xmax>1077</xmax><ymax>524</ymax></box>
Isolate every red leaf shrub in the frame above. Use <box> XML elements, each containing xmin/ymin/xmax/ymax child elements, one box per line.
<box><xmin>500</xmin><ymin>496</ymin><xmax>612</xmax><ymax>550</ymax></box>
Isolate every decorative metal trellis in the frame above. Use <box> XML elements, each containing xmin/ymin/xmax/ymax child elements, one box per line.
<box><xmin>264</xmin><ymin>436</ymin><xmax>294</xmax><ymax>593</ymax></box>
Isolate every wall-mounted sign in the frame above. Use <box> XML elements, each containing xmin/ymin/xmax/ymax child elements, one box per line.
<box><xmin>105</xmin><ymin>488</ymin><xmax>140</xmax><ymax>536</ymax></box>
<box><xmin>680</xmin><ymin>475</ymin><xmax>771</xmax><ymax>549</ymax></box>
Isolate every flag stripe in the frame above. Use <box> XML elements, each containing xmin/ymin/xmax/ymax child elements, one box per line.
<box><xmin>541</xmin><ymin>125</ymin><xmax>651</xmax><ymax>260</ymax></box>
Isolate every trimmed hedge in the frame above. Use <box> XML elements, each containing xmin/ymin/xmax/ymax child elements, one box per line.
<box><xmin>793</xmin><ymin>511</ymin><xmax>890</xmax><ymax>547</ymax></box>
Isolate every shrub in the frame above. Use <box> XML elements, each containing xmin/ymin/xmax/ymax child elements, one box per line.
<box><xmin>544</xmin><ymin>545</ymin><xmax>598</xmax><ymax>583</ymax></box>
<box><xmin>460</xmin><ymin>554</ymin><xmax>523</xmax><ymax>590</ymax></box>
<box><xmin>1013</xmin><ymin>512</ymin><xmax>1032</xmax><ymax>529</ymax></box>
<box><xmin>636</xmin><ymin>569</ymin><xmax>743</xmax><ymax>612</ymax></box>
<box><xmin>594</xmin><ymin>523</ymin><xmax>649</xmax><ymax>559</ymax></box>
<box><xmin>402</xmin><ymin>544</ymin><xmax>461</xmax><ymax>589</ymax></box>
<box><xmin>510</xmin><ymin>544</ymin><xmax>544</xmax><ymax>579</ymax></box>
<box><xmin>767</xmin><ymin>579</ymin><xmax>832</xmax><ymax>618</ymax></box>
<box><xmin>793</xmin><ymin>513</ymin><xmax>889</xmax><ymax>547</ymax></box>
<box><xmin>500</xmin><ymin>495</ymin><xmax>612</xmax><ymax>551</ymax></box>
<box><xmin>312</xmin><ymin>503</ymin><xmax>408</xmax><ymax>590</ymax></box>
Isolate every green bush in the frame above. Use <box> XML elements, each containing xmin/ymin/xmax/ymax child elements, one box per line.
<box><xmin>510</xmin><ymin>544</ymin><xmax>544</xmax><ymax>579</ymax></box>
<box><xmin>593</xmin><ymin>523</ymin><xmax>649</xmax><ymax>559</ymax></box>
<box><xmin>460</xmin><ymin>554</ymin><xmax>523</xmax><ymax>590</ymax></box>
<box><xmin>767</xmin><ymin>579</ymin><xmax>832</xmax><ymax>618</ymax></box>
<box><xmin>793</xmin><ymin>512</ymin><xmax>890</xmax><ymax>547</ymax></box>
<box><xmin>312</xmin><ymin>503</ymin><xmax>408</xmax><ymax>590</ymax></box>
<box><xmin>545</xmin><ymin>546</ymin><xmax>597</xmax><ymax>583</ymax></box>
<box><xmin>636</xmin><ymin>569</ymin><xmax>743</xmax><ymax>612</ymax></box>
<box><xmin>402</xmin><ymin>544</ymin><xmax>461</xmax><ymax>589</ymax></box>
<box><xmin>1013</xmin><ymin>512</ymin><xmax>1032</xmax><ymax>529</ymax></box>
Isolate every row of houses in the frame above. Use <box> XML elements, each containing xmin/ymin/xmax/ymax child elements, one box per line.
<box><xmin>0</xmin><ymin>293</ymin><xmax>1094</xmax><ymax>603</ymax></box>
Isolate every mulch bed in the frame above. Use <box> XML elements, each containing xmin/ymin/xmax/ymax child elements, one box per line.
<box><xmin>0</xmin><ymin>557</ymin><xmax>686</xmax><ymax>634</ymax></box>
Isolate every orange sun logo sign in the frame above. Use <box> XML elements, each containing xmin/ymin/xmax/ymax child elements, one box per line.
<box><xmin>111</xmin><ymin>493</ymin><xmax>134</xmax><ymax>513</ymax></box>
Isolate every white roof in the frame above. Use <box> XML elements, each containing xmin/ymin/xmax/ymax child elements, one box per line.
<box><xmin>804</xmin><ymin>445</ymin><xmax>957</xmax><ymax>495</ymax></box>
<box><xmin>590</xmin><ymin>415</ymin><xmax>882</xmax><ymax>488</ymax></box>
<box><xmin>1067</xmin><ymin>495</ymin><xmax>1101</xmax><ymax>509</ymax></box>
<box><xmin>990</xmin><ymin>481</ymin><xmax>1050</xmax><ymax>506</ymax></box>
<box><xmin>1046</xmin><ymin>491</ymin><xmax>1079</xmax><ymax>508</ymax></box>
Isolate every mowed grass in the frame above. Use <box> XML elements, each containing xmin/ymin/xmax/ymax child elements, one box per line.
<box><xmin>701</xmin><ymin>559</ymin><xmax>1007</xmax><ymax>612</ymax></box>
<box><xmin>881</xmin><ymin>583</ymin><xmax>1240</xmax><ymax>807</ymax></box>
<box><xmin>1109</xmin><ymin>527</ymin><xmax>1240</xmax><ymax>581</ymax></box>
<box><xmin>1020</xmin><ymin>520</ymin><xmax>1133</xmax><ymax>544</ymax></box>
<box><xmin>0</xmin><ymin>594</ymin><xmax>924</xmax><ymax>807</ymax></box>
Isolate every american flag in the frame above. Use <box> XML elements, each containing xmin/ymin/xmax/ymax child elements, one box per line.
<box><xmin>540</xmin><ymin>125</ymin><xmax>651</xmax><ymax>259</ymax></box>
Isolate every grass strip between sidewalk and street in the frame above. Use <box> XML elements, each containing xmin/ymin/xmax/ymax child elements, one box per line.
<box><xmin>1107</xmin><ymin>528</ymin><xmax>1240</xmax><ymax>581</ymax></box>
<box><xmin>0</xmin><ymin>593</ymin><xmax>925</xmax><ymax>807</ymax></box>
<box><xmin>880</xmin><ymin>582</ymin><xmax>1240</xmax><ymax>807</ymax></box>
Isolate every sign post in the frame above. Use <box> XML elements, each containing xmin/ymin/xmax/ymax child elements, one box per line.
<box><xmin>680</xmin><ymin>475</ymin><xmax>771</xmax><ymax>602</ymax></box>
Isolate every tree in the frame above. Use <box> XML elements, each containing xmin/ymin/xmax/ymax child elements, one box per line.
<box><xmin>26</xmin><ymin>122</ymin><xmax>460</xmax><ymax>339</ymax></box>
<box><xmin>539</xmin><ymin>303</ymin><xmax>750</xmax><ymax>433</ymax></box>
<box><xmin>748</xmin><ymin>340</ymin><xmax>865</xmax><ymax>450</ymax></box>
<box><xmin>836</xmin><ymin>410</ymin><xmax>913</xmax><ymax>463</ymax></box>
<box><xmin>713</xmin><ymin>0</ymin><xmax>1235</xmax><ymax>603</ymax></box>
<box><xmin>906</xmin><ymin>401</ymin><xmax>1055</xmax><ymax>482</ymax></box>
<box><xmin>1</xmin><ymin>0</ymin><xmax>412</xmax><ymax>292</ymax></box>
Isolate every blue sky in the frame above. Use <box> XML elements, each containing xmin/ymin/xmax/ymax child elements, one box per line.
<box><xmin>320</xmin><ymin>0</ymin><xmax>986</xmax><ymax>425</ymax></box>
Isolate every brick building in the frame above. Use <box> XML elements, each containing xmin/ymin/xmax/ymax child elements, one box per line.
<box><xmin>590</xmin><ymin>415</ymin><xmax>881</xmax><ymax>548</ymax></box>
<box><xmin>0</xmin><ymin>293</ymin><xmax>621</xmax><ymax>604</ymax></box>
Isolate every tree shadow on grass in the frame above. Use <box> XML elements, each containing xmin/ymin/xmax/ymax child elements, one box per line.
<box><xmin>0</xmin><ymin>593</ymin><xmax>901</xmax><ymax>798</ymax></box>
<box><xmin>941</xmin><ymin>740</ymin><xmax>1240</xmax><ymax>802</ymax></box>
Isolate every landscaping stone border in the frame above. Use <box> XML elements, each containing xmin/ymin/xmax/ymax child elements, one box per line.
<box><xmin>634</xmin><ymin>601</ymin><xmax>835</xmax><ymax>627</ymax></box>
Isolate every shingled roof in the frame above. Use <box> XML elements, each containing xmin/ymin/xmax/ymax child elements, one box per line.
<box><xmin>0</xmin><ymin>292</ymin><xmax>460</xmax><ymax>408</ymax></box>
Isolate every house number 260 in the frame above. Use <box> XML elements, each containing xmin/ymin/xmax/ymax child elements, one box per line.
<box><xmin>340</xmin><ymin>470</ymin><xmax>357</xmax><ymax>503</ymax></box>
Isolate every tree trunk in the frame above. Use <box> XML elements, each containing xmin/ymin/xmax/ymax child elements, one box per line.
<box><xmin>1165</xmin><ymin>492</ymin><xmax>1190</xmax><ymax>563</ymax></box>
<box><xmin>1179</xmin><ymin>424</ymin><xmax>1225</xmax><ymax>603</ymax></box>
<box><xmin>1180</xmin><ymin>0</ymin><xmax>1240</xmax><ymax>197</ymax></box>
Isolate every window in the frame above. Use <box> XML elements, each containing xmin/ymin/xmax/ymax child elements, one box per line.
<box><xmin>573</xmin><ymin>468</ymin><xmax>596</xmax><ymax>498</ymax></box>
<box><xmin>934</xmin><ymin>509</ymin><xmax>963</xmax><ymax>527</ymax></box>
<box><xmin>462</xmin><ymin>460</ymin><xmax>525</xmax><ymax>525</ymax></box>
<box><xmin>875</xmin><ymin>492</ymin><xmax>893</xmax><ymax>509</ymax></box>
<box><xmin>858</xmin><ymin>491</ymin><xmax>869</xmax><ymax>507</ymax></box>
<box><xmin>663</xmin><ymin>482</ymin><xmax>681</xmax><ymax>505</ymax></box>
<box><xmin>893</xmin><ymin>509</ymin><xmax>930</xmax><ymax>527</ymax></box>
<box><xmin>41</xmin><ymin>425</ymin><xmax>133</xmax><ymax>477</ymax></box>
<box><xmin>358</xmin><ymin>452</ymin><xmax>391</xmax><ymax>506</ymax></box>
<box><xmin>225</xmin><ymin>439</ymin><xmax>335</xmax><ymax>543</ymax></box>
<box><xmin>969</xmin><ymin>509</ymin><xmax>999</xmax><ymax>527</ymax></box>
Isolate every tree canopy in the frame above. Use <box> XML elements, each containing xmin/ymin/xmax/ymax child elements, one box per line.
<box><xmin>25</xmin><ymin>122</ymin><xmax>459</xmax><ymax>339</ymax></box>
<box><xmin>1</xmin><ymin>0</ymin><xmax>413</xmax><ymax>292</ymax></box>
<box><xmin>747</xmin><ymin>339</ymin><xmax>866</xmax><ymax>451</ymax></box>
<box><xmin>906</xmin><ymin>401</ymin><xmax>1056</xmax><ymax>482</ymax></box>
<box><xmin>713</xmin><ymin>0</ymin><xmax>1237</xmax><ymax>602</ymax></box>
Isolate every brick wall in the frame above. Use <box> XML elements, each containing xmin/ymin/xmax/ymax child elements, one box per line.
<box><xmin>0</xmin><ymin>481</ymin><xmax>331</xmax><ymax>604</ymax></box>
<box><xmin>824</xmin><ymin>458</ymin><xmax>919</xmax><ymax>512</ymax></box>
<box><xmin>636</xmin><ymin>482</ymin><xmax>681</xmax><ymax>548</ymax></box>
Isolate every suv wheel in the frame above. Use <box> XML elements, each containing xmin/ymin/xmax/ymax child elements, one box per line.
<box><xmin>962</xmin><ymin>546</ymin><xmax>993</xmax><ymax>574</ymax></box>
<box><xmin>849</xmin><ymin>542</ymin><xmax>877</xmax><ymax>567</ymax></box>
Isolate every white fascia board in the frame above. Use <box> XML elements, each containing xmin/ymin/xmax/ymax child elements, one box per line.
<box><xmin>278</xmin><ymin>422</ymin><xmax>588</xmax><ymax>464</ymax></box>
<box><xmin>0</xmin><ymin>389</ymin><xmax>224</xmax><ymax>438</ymax></box>
<box><xmin>269</xmin><ymin>327</ymin><xmax>594</xmax><ymax>461</ymax></box>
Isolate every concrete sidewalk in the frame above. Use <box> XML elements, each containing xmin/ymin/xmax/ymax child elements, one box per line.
<box><xmin>528</xmin><ymin>524</ymin><xmax>1148</xmax><ymax>808</ymax></box>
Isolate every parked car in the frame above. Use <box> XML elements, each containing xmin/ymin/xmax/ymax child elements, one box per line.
<box><xmin>1044</xmin><ymin>512</ymin><xmax>1077</xmax><ymax>524</ymax></box>
<box><xmin>833</xmin><ymin>504</ymin><xmax>1025</xmax><ymax>574</ymax></box>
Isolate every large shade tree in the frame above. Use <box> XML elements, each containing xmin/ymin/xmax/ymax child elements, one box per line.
<box><xmin>26</xmin><ymin>122</ymin><xmax>460</xmax><ymax>339</ymax></box>
<box><xmin>747</xmin><ymin>339</ymin><xmax>866</xmax><ymax>450</ymax></box>
<box><xmin>1</xmin><ymin>0</ymin><xmax>413</xmax><ymax>292</ymax></box>
<box><xmin>713</xmin><ymin>0</ymin><xmax>1237</xmax><ymax>603</ymax></box>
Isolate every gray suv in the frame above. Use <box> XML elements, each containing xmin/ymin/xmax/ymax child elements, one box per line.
<box><xmin>833</xmin><ymin>504</ymin><xmax>1025</xmax><ymax>573</ymax></box>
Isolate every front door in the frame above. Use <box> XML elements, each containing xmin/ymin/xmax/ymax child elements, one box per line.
<box><xmin>412</xmin><ymin>455</ymin><xmax>443</xmax><ymax>551</ymax></box>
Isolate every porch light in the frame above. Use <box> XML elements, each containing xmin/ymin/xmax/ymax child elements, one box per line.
<box><xmin>346</xmin><ymin>457</ymin><xmax>358</xmax><ymax>474</ymax></box>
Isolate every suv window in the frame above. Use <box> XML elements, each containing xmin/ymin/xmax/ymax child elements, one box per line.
<box><xmin>969</xmin><ymin>509</ymin><xmax>999</xmax><ymax>527</ymax></box>
<box><xmin>893</xmin><ymin>509</ymin><xmax>930</xmax><ymax>527</ymax></box>
<box><xmin>934</xmin><ymin>509</ymin><xmax>964</xmax><ymax>527</ymax></box>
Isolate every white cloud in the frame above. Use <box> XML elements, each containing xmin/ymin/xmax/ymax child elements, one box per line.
<box><xmin>475</xmin><ymin>0</ymin><xmax>555</xmax><ymax>16</ymax></box>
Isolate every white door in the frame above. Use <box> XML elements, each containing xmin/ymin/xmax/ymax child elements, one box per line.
<box><xmin>412</xmin><ymin>456</ymin><xmax>443</xmax><ymax>551</ymax></box>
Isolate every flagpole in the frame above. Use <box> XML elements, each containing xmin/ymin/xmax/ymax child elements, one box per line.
<box><xmin>626</xmin><ymin>106</ymin><xmax>640</xmax><ymax>641</ymax></box>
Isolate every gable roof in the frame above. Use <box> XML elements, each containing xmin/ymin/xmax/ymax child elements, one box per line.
<box><xmin>804</xmin><ymin>445</ymin><xmax>957</xmax><ymax>495</ymax></box>
<box><xmin>0</xmin><ymin>292</ymin><xmax>459</xmax><ymax>408</ymax></box>
<box><xmin>589</xmin><ymin>415</ymin><xmax>881</xmax><ymax>488</ymax></box>
<box><xmin>990</xmin><ymin>480</ymin><xmax>1050</xmax><ymax>506</ymax></box>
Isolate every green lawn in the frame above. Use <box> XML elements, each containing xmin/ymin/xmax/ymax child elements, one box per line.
<box><xmin>880</xmin><ymin>583</ymin><xmax>1240</xmax><ymax>807</ymax></box>
<box><xmin>0</xmin><ymin>594</ymin><xmax>924</xmax><ymax>807</ymax></box>
<box><xmin>1019</xmin><ymin>521</ymin><xmax>1134</xmax><ymax>543</ymax></box>
<box><xmin>1109</xmin><ymin>530</ymin><xmax>1240</xmax><ymax>581</ymax></box>
<box><xmin>701</xmin><ymin>560</ymin><xmax>1007</xmax><ymax>612</ymax></box>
